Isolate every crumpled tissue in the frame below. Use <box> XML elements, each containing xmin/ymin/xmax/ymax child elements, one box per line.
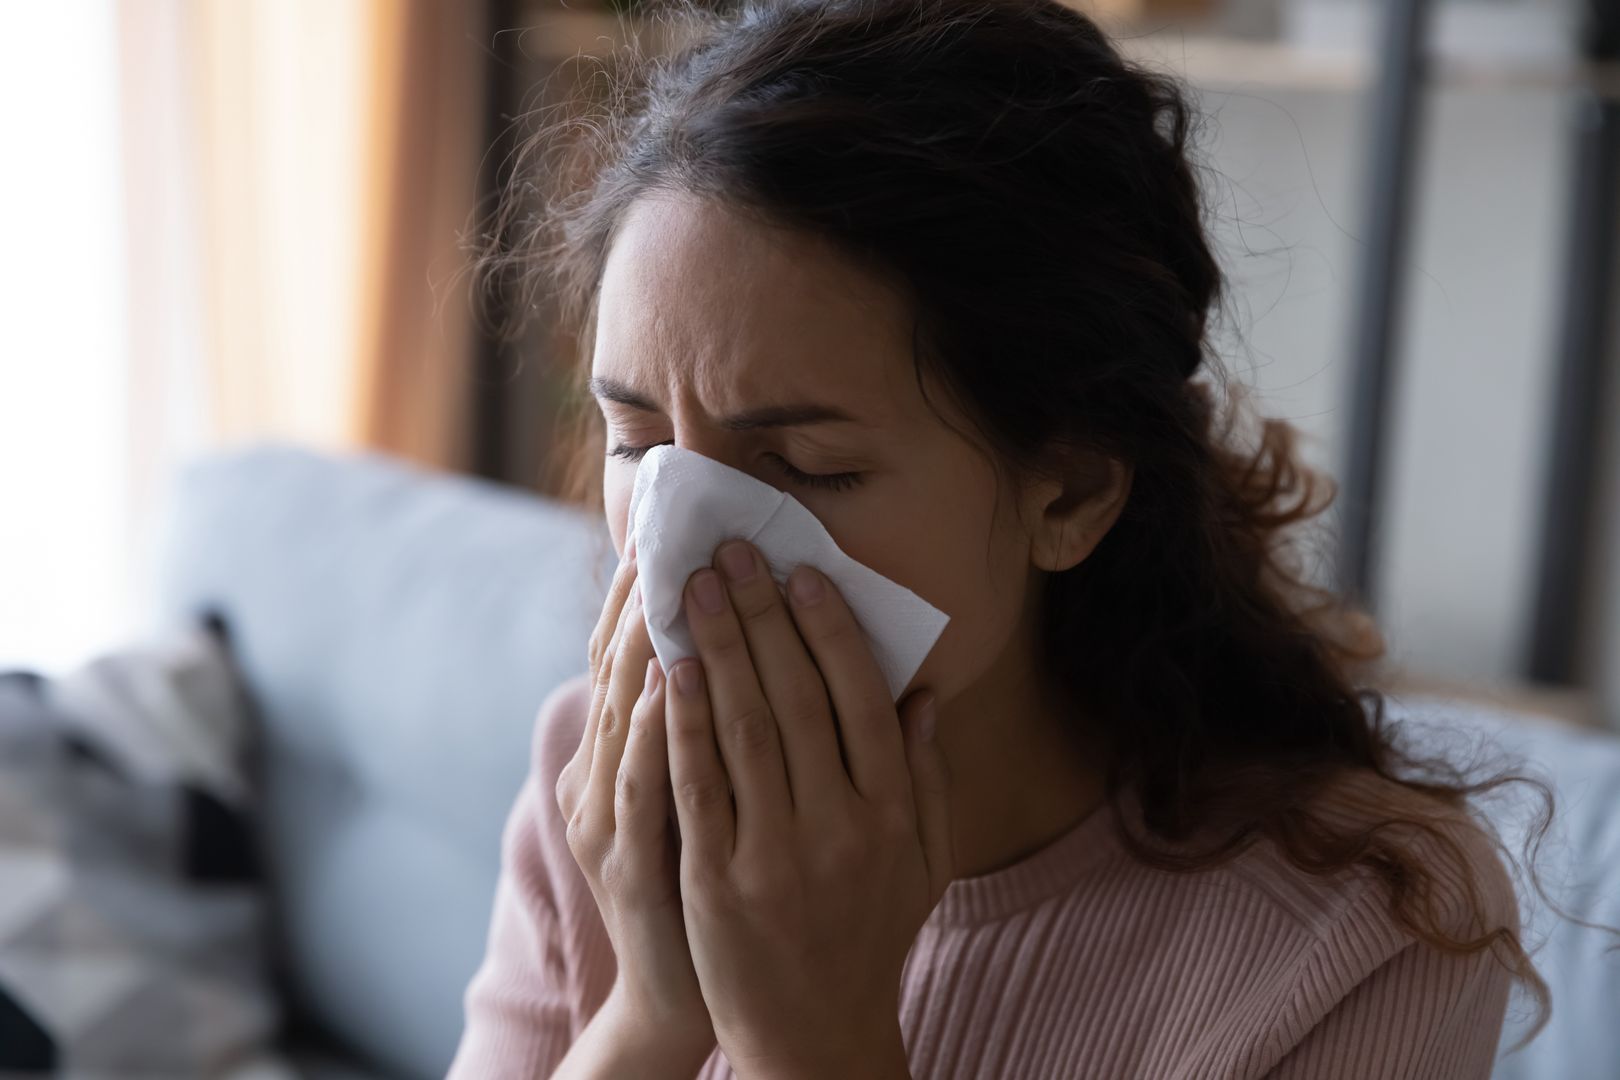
<box><xmin>627</xmin><ymin>444</ymin><xmax>949</xmax><ymax>702</ymax></box>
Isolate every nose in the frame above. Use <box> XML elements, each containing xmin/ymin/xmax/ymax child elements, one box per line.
<box><xmin>664</xmin><ymin>430</ymin><xmax>778</xmax><ymax>492</ymax></box>
<box><xmin>615</xmin><ymin>435</ymin><xmax>767</xmax><ymax>562</ymax></box>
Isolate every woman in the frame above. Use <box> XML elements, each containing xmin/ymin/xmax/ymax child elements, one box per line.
<box><xmin>448</xmin><ymin>0</ymin><xmax>1554</xmax><ymax>1075</ymax></box>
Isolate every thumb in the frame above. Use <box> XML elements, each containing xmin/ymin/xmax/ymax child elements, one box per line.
<box><xmin>902</xmin><ymin>690</ymin><xmax>953</xmax><ymax>899</ymax></box>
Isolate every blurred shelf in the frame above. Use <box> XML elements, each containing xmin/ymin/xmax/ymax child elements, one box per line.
<box><xmin>518</xmin><ymin>6</ymin><xmax>1620</xmax><ymax>98</ymax></box>
<box><xmin>1117</xmin><ymin>33</ymin><xmax>1620</xmax><ymax>97</ymax></box>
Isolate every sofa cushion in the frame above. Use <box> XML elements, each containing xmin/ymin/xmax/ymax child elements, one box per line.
<box><xmin>146</xmin><ymin>441</ymin><xmax>616</xmax><ymax>1078</ymax></box>
<box><xmin>1388</xmin><ymin>695</ymin><xmax>1620</xmax><ymax>1079</ymax></box>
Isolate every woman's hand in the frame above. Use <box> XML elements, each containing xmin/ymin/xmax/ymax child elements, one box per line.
<box><xmin>554</xmin><ymin>533</ymin><xmax>716</xmax><ymax>1062</ymax></box>
<box><xmin>664</xmin><ymin>538</ymin><xmax>953</xmax><ymax>1080</ymax></box>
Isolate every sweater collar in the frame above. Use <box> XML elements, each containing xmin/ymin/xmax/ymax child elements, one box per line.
<box><xmin>925</xmin><ymin>792</ymin><xmax>1125</xmax><ymax>927</ymax></box>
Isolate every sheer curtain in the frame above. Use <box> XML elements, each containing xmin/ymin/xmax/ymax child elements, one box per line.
<box><xmin>0</xmin><ymin>0</ymin><xmax>488</xmax><ymax>675</ymax></box>
<box><xmin>177</xmin><ymin>0</ymin><xmax>486</xmax><ymax>465</ymax></box>
<box><xmin>0</xmin><ymin>2</ymin><xmax>132</xmax><ymax>676</ymax></box>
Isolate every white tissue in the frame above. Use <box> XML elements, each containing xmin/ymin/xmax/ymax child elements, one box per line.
<box><xmin>627</xmin><ymin>444</ymin><xmax>950</xmax><ymax>702</ymax></box>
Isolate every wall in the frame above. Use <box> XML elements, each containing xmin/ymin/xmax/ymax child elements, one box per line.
<box><xmin>1180</xmin><ymin>69</ymin><xmax>1614</xmax><ymax>718</ymax></box>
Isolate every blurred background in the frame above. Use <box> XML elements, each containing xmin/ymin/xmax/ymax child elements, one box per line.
<box><xmin>4</xmin><ymin>0</ymin><xmax>1617</xmax><ymax>727</ymax></box>
<box><xmin>2</xmin><ymin>0</ymin><xmax>1619</xmax><ymax>1076</ymax></box>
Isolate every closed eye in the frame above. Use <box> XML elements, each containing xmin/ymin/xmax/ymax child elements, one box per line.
<box><xmin>606</xmin><ymin>440</ymin><xmax>865</xmax><ymax>492</ymax></box>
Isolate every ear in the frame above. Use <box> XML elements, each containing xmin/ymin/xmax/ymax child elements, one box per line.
<box><xmin>1022</xmin><ymin>450</ymin><xmax>1133</xmax><ymax>573</ymax></box>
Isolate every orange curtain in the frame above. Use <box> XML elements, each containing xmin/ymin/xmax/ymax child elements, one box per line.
<box><xmin>120</xmin><ymin>0</ymin><xmax>488</xmax><ymax>473</ymax></box>
<box><xmin>352</xmin><ymin>1</ymin><xmax>490</xmax><ymax>472</ymax></box>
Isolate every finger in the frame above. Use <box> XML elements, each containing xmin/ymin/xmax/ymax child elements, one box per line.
<box><xmin>579</xmin><ymin>549</ymin><xmax>641</xmax><ymax>766</ymax></box>
<box><xmin>665</xmin><ymin>657</ymin><xmax>736</xmax><ymax>863</ymax></box>
<box><xmin>784</xmin><ymin>564</ymin><xmax>905</xmax><ymax>803</ymax></box>
<box><xmin>562</xmin><ymin>536</ymin><xmax>640</xmax><ymax>818</ymax></box>
<box><xmin>588</xmin><ymin>538</ymin><xmax>640</xmax><ymax>676</ymax></box>
<box><xmin>901</xmin><ymin>691</ymin><xmax>953</xmax><ymax>898</ymax></box>
<box><xmin>713</xmin><ymin>540</ymin><xmax>844</xmax><ymax>818</ymax></box>
<box><xmin>586</xmin><ymin>580</ymin><xmax>656</xmax><ymax>824</ymax></box>
<box><xmin>617</xmin><ymin>656</ymin><xmax>673</xmax><ymax>850</ymax></box>
<box><xmin>684</xmin><ymin>563</ymin><xmax>792</xmax><ymax>860</ymax></box>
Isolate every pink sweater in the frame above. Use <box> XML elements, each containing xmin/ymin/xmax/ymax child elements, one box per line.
<box><xmin>448</xmin><ymin>676</ymin><xmax>1517</xmax><ymax>1079</ymax></box>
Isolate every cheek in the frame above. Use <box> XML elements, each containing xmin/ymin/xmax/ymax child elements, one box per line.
<box><xmin>894</xmin><ymin>518</ymin><xmax>1031</xmax><ymax>701</ymax></box>
<box><xmin>604</xmin><ymin>477</ymin><xmax>634</xmax><ymax>559</ymax></box>
<box><xmin>908</xmin><ymin>574</ymin><xmax>1019</xmax><ymax>691</ymax></box>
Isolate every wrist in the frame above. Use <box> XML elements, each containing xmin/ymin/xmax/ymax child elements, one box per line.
<box><xmin>741</xmin><ymin>1024</ymin><xmax>911</xmax><ymax>1080</ymax></box>
<box><xmin>598</xmin><ymin>985</ymin><xmax>717</xmax><ymax>1074</ymax></box>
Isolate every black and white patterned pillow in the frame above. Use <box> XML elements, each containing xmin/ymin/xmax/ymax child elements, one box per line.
<box><xmin>0</xmin><ymin>615</ymin><xmax>294</xmax><ymax>1078</ymax></box>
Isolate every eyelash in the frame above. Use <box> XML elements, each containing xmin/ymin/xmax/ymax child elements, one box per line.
<box><xmin>607</xmin><ymin>440</ymin><xmax>865</xmax><ymax>492</ymax></box>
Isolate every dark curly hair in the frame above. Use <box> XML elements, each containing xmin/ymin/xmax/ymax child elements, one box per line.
<box><xmin>467</xmin><ymin>0</ymin><xmax>1617</xmax><ymax>1050</ymax></box>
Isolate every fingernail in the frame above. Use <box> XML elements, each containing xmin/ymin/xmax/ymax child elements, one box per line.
<box><xmin>789</xmin><ymin>564</ymin><xmax>823</xmax><ymax>605</ymax></box>
<box><xmin>645</xmin><ymin>656</ymin><xmax>661</xmax><ymax>693</ymax></box>
<box><xmin>674</xmin><ymin>660</ymin><xmax>703</xmax><ymax>696</ymax></box>
<box><xmin>692</xmin><ymin>569</ymin><xmax>726</xmax><ymax>615</ymax></box>
<box><xmin>718</xmin><ymin>540</ymin><xmax>756</xmax><ymax>583</ymax></box>
<box><xmin>919</xmin><ymin>695</ymin><xmax>937</xmax><ymax>740</ymax></box>
<box><xmin>627</xmin><ymin>532</ymin><xmax>637</xmax><ymax>562</ymax></box>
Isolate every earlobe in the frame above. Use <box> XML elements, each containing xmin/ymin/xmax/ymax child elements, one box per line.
<box><xmin>1029</xmin><ymin>510</ymin><xmax>1085</xmax><ymax>574</ymax></box>
<box><xmin>1044</xmin><ymin>519</ymin><xmax>1090</xmax><ymax>574</ymax></box>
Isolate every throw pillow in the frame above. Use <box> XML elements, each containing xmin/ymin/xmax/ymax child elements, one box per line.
<box><xmin>0</xmin><ymin>615</ymin><xmax>294</xmax><ymax>1077</ymax></box>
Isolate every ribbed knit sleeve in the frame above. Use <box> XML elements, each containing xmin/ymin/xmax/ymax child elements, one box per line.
<box><xmin>447</xmin><ymin>674</ymin><xmax>612</xmax><ymax>1080</ymax></box>
<box><xmin>1263</xmin><ymin>930</ymin><xmax>1513</xmax><ymax>1078</ymax></box>
<box><xmin>1256</xmin><ymin>810</ymin><xmax>1519</xmax><ymax>1079</ymax></box>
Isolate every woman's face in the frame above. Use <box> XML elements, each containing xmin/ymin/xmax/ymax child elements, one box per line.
<box><xmin>591</xmin><ymin>192</ymin><xmax>1048</xmax><ymax>706</ymax></box>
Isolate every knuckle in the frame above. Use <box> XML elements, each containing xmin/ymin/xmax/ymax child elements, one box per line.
<box><xmin>596</xmin><ymin>702</ymin><xmax>624</xmax><ymax>742</ymax></box>
<box><xmin>683</xmin><ymin>858</ymin><xmax>732</xmax><ymax>906</ymax></box>
<box><xmin>676</xmin><ymin>777</ymin><xmax>732</xmax><ymax>816</ymax></box>
<box><xmin>667</xmin><ymin>704</ymin><xmax>709</xmax><ymax>740</ymax></box>
<box><xmin>564</xmin><ymin>810</ymin><xmax>596</xmax><ymax>860</ymax></box>
<box><xmin>628</xmin><ymin>693</ymin><xmax>651</xmax><ymax>734</ymax></box>
<box><xmin>615</xmin><ymin>768</ymin><xmax>643</xmax><ymax>810</ymax></box>
<box><xmin>724</xmin><ymin>703</ymin><xmax>777</xmax><ymax>758</ymax></box>
<box><xmin>729</xmin><ymin>586</ymin><xmax>777</xmax><ymax>627</ymax></box>
<box><xmin>593</xmin><ymin>651</ymin><xmax>615</xmax><ymax>695</ymax></box>
<box><xmin>705</xmin><ymin>627</ymin><xmax>751</xmax><ymax>666</ymax></box>
<box><xmin>779</xmin><ymin>677</ymin><xmax>827</xmax><ymax>725</ymax></box>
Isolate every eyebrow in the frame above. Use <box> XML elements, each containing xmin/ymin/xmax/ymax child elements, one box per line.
<box><xmin>588</xmin><ymin>375</ymin><xmax>863</xmax><ymax>431</ymax></box>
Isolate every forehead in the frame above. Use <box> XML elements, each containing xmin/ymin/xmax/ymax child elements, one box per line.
<box><xmin>592</xmin><ymin>193</ymin><xmax>918</xmax><ymax>421</ymax></box>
